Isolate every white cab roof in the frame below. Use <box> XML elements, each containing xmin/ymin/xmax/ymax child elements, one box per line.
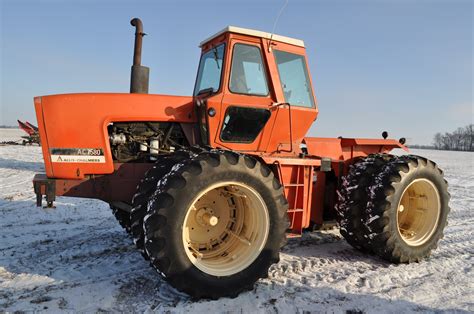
<box><xmin>199</xmin><ymin>26</ymin><xmax>305</xmax><ymax>48</ymax></box>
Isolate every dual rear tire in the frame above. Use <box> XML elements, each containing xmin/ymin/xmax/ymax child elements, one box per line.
<box><xmin>336</xmin><ymin>154</ymin><xmax>450</xmax><ymax>263</ymax></box>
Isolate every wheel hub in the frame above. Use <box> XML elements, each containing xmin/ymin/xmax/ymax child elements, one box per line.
<box><xmin>195</xmin><ymin>207</ymin><xmax>219</xmax><ymax>227</ymax></box>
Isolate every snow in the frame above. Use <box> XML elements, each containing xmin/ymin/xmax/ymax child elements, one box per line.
<box><xmin>0</xmin><ymin>128</ymin><xmax>473</xmax><ymax>312</ymax></box>
<box><xmin>366</xmin><ymin>215</ymin><xmax>379</xmax><ymax>224</ymax></box>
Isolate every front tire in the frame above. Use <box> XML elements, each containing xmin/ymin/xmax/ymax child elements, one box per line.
<box><xmin>143</xmin><ymin>150</ymin><xmax>288</xmax><ymax>299</ymax></box>
<box><xmin>130</xmin><ymin>152</ymin><xmax>192</xmax><ymax>257</ymax></box>
<box><xmin>110</xmin><ymin>205</ymin><xmax>131</xmax><ymax>231</ymax></box>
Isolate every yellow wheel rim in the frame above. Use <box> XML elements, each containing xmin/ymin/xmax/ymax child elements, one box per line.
<box><xmin>182</xmin><ymin>181</ymin><xmax>270</xmax><ymax>276</ymax></box>
<box><xmin>397</xmin><ymin>178</ymin><xmax>441</xmax><ymax>246</ymax></box>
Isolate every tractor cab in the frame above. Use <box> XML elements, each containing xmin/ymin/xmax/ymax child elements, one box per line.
<box><xmin>194</xmin><ymin>26</ymin><xmax>318</xmax><ymax>156</ymax></box>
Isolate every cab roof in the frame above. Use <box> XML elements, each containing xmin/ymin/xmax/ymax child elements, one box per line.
<box><xmin>199</xmin><ymin>26</ymin><xmax>305</xmax><ymax>48</ymax></box>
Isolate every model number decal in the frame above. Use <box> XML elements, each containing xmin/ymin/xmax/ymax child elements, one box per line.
<box><xmin>50</xmin><ymin>148</ymin><xmax>104</xmax><ymax>156</ymax></box>
<box><xmin>50</xmin><ymin>148</ymin><xmax>105</xmax><ymax>163</ymax></box>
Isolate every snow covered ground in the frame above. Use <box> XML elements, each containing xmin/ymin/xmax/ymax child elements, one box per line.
<box><xmin>0</xmin><ymin>128</ymin><xmax>472</xmax><ymax>312</ymax></box>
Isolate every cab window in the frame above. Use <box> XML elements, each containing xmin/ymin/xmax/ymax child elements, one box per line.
<box><xmin>220</xmin><ymin>106</ymin><xmax>271</xmax><ymax>143</ymax></box>
<box><xmin>194</xmin><ymin>44</ymin><xmax>225</xmax><ymax>96</ymax></box>
<box><xmin>273</xmin><ymin>50</ymin><xmax>315</xmax><ymax>107</ymax></box>
<box><xmin>229</xmin><ymin>44</ymin><xmax>269</xmax><ymax>96</ymax></box>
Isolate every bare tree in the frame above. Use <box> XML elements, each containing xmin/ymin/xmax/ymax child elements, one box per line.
<box><xmin>433</xmin><ymin>133</ymin><xmax>442</xmax><ymax>150</ymax></box>
<box><xmin>432</xmin><ymin>124</ymin><xmax>474</xmax><ymax>152</ymax></box>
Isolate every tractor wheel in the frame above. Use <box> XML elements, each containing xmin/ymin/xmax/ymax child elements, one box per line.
<box><xmin>336</xmin><ymin>154</ymin><xmax>393</xmax><ymax>252</ymax></box>
<box><xmin>130</xmin><ymin>152</ymin><xmax>192</xmax><ymax>258</ymax></box>
<box><xmin>110</xmin><ymin>205</ymin><xmax>131</xmax><ymax>231</ymax></box>
<box><xmin>362</xmin><ymin>155</ymin><xmax>450</xmax><ymax>263</ymax></box>
<box><xmin>143</xmin><ymin>150</ymin><xmax>288</xmax><ymax>299</ymax></box>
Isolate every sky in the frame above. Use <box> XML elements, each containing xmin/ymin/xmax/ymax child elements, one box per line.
<box><xmin>0</xmin><ymin>0</ymin><xmax>472</xmax><ymax>145</ymax></box>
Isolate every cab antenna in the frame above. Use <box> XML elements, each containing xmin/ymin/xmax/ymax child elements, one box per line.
<box><xmin>268</xmin><ymin>0</ymin><xmax>289</xmax><ymax>52</ymax></box>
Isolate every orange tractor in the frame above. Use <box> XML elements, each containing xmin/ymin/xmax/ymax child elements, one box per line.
<box><xmin>33</xmin><ymin>19</ymin><xmax>450</xmax><ymax>299</ymax></box>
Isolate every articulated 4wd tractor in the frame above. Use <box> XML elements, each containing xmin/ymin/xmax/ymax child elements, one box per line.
<box><xmin>33</xmin><ymin>19</ymin><xmax>450</xmax><ymax>299</ymax></box>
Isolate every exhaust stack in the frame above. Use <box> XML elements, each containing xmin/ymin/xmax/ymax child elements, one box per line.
<box><xmin>130</xmin><ymin>18</ymin><xmax>149</xmax><ymax>94</ymax></box>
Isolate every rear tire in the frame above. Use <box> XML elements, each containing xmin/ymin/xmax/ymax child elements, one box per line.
<box><xmin>336</xmin><ymin>154</ymin><xmax>393</xmax><ymax>252</ymax></box>
<box><xmin>337</xmin><ymin>154</ymin><xmax>450</xmax><ymax>263</ymax></box>
<box><xmin>362</xmin><ymin>155</ymin><xmax>450</xmax><ymax>263</ymax></box>
<box><xmin>143</xmin><ymin>150</ymin><xmax>288</xmax><ymax>299</ymax></box>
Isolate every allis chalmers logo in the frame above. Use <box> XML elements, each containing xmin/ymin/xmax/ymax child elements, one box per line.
<box><xmin>50</xmin><ymin>148</ymin><xmax>105</xmax><ymax>163</ymax></box>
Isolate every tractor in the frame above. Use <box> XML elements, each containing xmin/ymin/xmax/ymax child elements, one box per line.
<box><xmin>32</xmin><ymin>18</ymin><xmax>450</xmax><ymax>299</ymax></box>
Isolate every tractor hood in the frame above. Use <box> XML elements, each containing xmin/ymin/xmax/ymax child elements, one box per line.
<box><xmin>34</xmin><ymin>93</ymin><xmax>195</xmax><ymax>179</ymax></box>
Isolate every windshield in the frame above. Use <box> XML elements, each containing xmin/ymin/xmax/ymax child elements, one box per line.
<box><xmin>194</xmin><ymin>44</ymin><xmax>225</xmax><ymax>96</ymax></box>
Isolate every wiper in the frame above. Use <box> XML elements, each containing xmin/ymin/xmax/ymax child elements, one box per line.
<box><xmin>212</xmin><ymin>47</ymin><xmax>220</xmax><ymax>69</ymax></box>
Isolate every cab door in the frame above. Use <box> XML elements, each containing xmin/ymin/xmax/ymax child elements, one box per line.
<box><xmin>263</xmin><ymin>41</ymin><xmax>319</xmax><ymax>154</ymax></box>
<box><xmin>211</xmin><ymin>39</ymin><xmax>275</xmax><ymax>152</ymax></box>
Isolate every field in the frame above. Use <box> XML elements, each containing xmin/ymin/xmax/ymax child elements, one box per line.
<box><xmin>0</xmin><ymin>128</ymin><xmax>472</xmax><ymax>312</ymax></box>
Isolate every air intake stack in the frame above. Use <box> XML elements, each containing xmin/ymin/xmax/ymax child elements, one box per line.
<box><xmin>130</xmin><ymin>18</ymin><xmax>149</xmax><ymax>94</ymax></box>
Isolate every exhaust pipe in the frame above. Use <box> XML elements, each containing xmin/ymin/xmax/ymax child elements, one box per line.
<box><xmin>130</xmin><ymin>18</ymin><xmax>149</xmax><ymax>94</ymax></box>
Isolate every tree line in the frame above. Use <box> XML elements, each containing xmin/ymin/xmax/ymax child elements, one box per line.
<box><xmin>433</xmin><ymin>124</ymin><xmax>473</xmax><ymax>152</ymax></box>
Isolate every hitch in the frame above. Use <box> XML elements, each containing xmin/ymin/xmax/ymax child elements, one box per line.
<box><xmin>33</xmin><ymin>174</ymin><xmax>56</xmax><ymax>208</ymax></box>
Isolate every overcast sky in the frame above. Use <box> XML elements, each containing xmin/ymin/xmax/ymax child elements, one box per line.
<box><xmin>1</xmin><ymin>0</ymin><xmax>472</xmax><ymax>144</ymax></box>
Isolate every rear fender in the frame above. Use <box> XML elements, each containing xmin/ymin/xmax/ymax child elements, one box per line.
<box><xmin>303</xmin><ymin>137</ymin><xmax>408</xmax><ymax>176</ymax></box>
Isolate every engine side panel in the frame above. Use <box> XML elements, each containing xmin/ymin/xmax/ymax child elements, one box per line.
<box><xmin>35</xmin><ymin>93</ymin><xmax>195</xmax><ymax>179</ymax></box>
